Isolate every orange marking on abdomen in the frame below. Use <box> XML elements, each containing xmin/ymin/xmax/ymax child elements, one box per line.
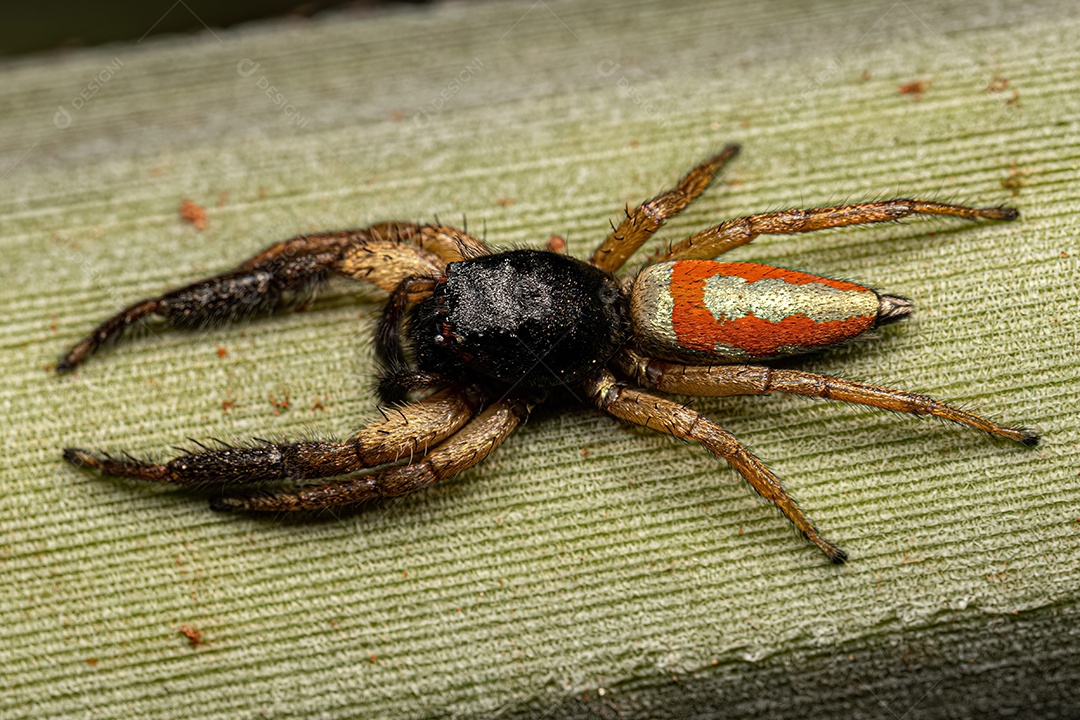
<box><xmin>669</xmin><ymin>261</ymin><xmax>876</xmax><ymax>357</ymax></box>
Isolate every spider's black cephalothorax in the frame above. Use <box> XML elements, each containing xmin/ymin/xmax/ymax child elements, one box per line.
<box><xmin>59</xmin><ymin>145</ymin><xmax>1038</xmax><ymax>563</ymax></box>
<box><xmin>407</xmin><ymin>250</ymin><xmax>628</xmax><ymax>392</ymax></box>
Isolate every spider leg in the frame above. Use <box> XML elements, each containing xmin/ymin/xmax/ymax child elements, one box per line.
<box><xmin>375</xmin><ymin>277</ymin><xmax>437</xmax><ymax>368</ymax></box>
<box><xmin>589</xmin><ymin>145</ymin><xmax>740</xmax><ymax>273</ymax></box>
<box><xmin>57</xmin><ymin>222</ymin><xmax>490</xmax><ymax>372</ymax></box>
<box><xmin>583</xmin><ymin>369</ymin><xmax>846</xmax><ymax>563</ymax></box>
<box><xmin>616</xmin><ymin>348</ymin><xmax>1039</xmax><ymax>445</ymax></box>
<box><xmin>651</xmin><ymin>199</ymin><xmax>1018</xmax><ymax>262</ymax></box>
<box><xmin>210</xmin><ymin>393</ymin><xmax>537</xmax><ymax>512</ymax></box>
<box><xmin>57</xmin><ymin>232</ymin><xmax>347</xmax><ymax>372</ymax></box>
<box><xmin>374</xmin><ymin>276</ymin><xmax>447</xmax><ymax>404</ymax></box>
<box><xmin>334</xmin><ymin>223</ymin><xmax>490</xmax><ymax>288</ymax></box>
<box><xmin>63</xmin><ymin>385</ymin><xmax>483</xmax><ymax>488</ymax></box>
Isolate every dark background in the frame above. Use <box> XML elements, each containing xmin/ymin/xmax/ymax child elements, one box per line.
<box><xmin>0</xmin><ymin>1</ymin><xmax>438</xmax><ymax>56</ymax></box>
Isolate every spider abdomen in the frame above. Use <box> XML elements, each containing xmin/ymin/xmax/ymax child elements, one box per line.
<box><xmin>630</xmin><ymin>260</ymin><xmax>910</xmax><ymax>364</ymax></box>
<box><xmin>409</xmin><ymin>250</ymin><xmax>627</xmax><ymax>388</ymax></box>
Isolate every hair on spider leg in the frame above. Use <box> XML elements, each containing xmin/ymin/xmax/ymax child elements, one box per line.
<box><xmin>63</xmin><ymin>447</ymin><xmax>168</xmax><ymax>483</ymax></box>
<box><xmin>374</xmin><ymin>364</ymin><xmax>447</xmax><ymax>406</ymax></box>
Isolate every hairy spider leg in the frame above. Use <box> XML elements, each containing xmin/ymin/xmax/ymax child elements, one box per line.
<box><xmin>374</xmin><ymin>277</ymin><xmax>448</xmax><ymax>404</ymax></box>
<box><xmin>333</xmin><ymin>222</ymin><xmax>491</xmax><ymax>287</ymax></box>
<box><xmin>57</xmin><ymin>240</ymin><xmax>344</xmax><ymax>372</ymax></box>
<box><xmin>615</xmin><ymin>349</ymin><xmax>1039</xmax><ymax>446</ymax></box>
<box><xmin>57</xmin><ymin>222</ymin><xmax>489</xmax><ymax>372</ymax></box>
<box><xmin>63</xmin><ymin>385</ymin><xmax>484</xmax><ymax>488</ymax></box>
<box><xmin>584</xmin><ymin>370</ymin><xmax>846</xmax><ymax>563</ymax></box>
<box><xmin>652</xmin><ymin>199</ymin><xmax>1018</xmax><ymax>262</ymax></box>
<box><xmin>376</xmin><ymin>277</ymin><xmax>438</xmax><ymax>368</ymax></box>
<box><xmin>210</xmin><ymin>393</ymin><xmax>537</xmax><ymax>512</ymax></box>
<box><xmin>589</xmin><ymin>144</ymin><xmax>741</xmax><ymax>273</ymax></box>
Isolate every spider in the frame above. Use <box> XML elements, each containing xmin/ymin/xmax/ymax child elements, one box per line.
<box><xmin>59</xmin><ymin>145</ymin><xmax>1038</xmax><ymax>563</ymax></box>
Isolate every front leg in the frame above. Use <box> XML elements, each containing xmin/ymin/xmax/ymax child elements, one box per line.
<box><xmin>57</xmin><ymin>231</ymin><xmax>356</xmax><ymax>371</ymax></box>
<box><xmin>56</xmin><ymin>223</ymin><xmax>462</xmax><ymax>372</ymax></box>
<box><xmin>211</xmin><ymin>393</ymin><xmax>538</xmax><ymax>512</ymax></box>
<box><xmin>58</xmin><ymin>252</ymin><xmax>339</xmax><ymax>372</ymax></box>
<box><xmin>64</xmin><ymin>386</ymin><xmax>482</xmax><ymax>488</ymax></box>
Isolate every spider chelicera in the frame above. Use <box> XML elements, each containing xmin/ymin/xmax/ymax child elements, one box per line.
<box><xmin>59</xmin><ymin>145</ymin><xmax>1038</xmax><ymax>563</ymax></box>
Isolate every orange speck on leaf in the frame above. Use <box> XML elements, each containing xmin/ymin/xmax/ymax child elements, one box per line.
<box><xmin>179</xmin><ymin>624</ymin><xmax>205</xmax><ymax>647</ymax></box>
<box><xmin>898</xmin><ymin>80</ymin><xmax>930</xmax><ymax>100</ymax></box>
<box><xmin>179</xmin><ymin>200</ymin><xmax>208</xmax><ymax>230</ymax></box>
<box><xmin>269</xmin><ymin>391</ymin><xmax>291</xmax><ymax>415</ymax></box>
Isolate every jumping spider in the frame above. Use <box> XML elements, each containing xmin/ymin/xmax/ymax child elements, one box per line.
<box><xmin>60</xmin><ymin>146</ymin><xmax>1038</xmax><ymax>563</ymax></box>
